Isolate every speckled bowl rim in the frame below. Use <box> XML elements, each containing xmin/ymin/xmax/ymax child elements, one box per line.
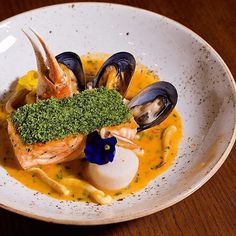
<box><xmin>0</xmin><ymin>2</ymin><xmax>235</xmax><ymax>225</ymax></box>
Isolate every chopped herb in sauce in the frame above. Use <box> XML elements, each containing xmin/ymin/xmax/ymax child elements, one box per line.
<box><xmin>147</xmin><ymin>134</ymin><xmax>154</xmax><ymax>140</ymax></box>
<box><xmin>114</xmin><ymin>191</ymin><xmax>122</xmax><ymax>196</ymax></box>
<box><xmin>11</xmin><ymin>88</ymin><xmax>131</xmax><ymax>144</ymax></box>
<box><xmin>56</xmin><ymin>170</ymin><xmax>63</xmax><ymax>180</ymax></box>
<box><xmin>150</xmin><ymin>162</ymin><xmax>164</xmax><ymax>170</ymax></box>
<box><xmin>87</xmin><ymin>60</ymin><xmax>97</xmax><ymax>66</ymax></box>
<box><xmin>134</xmin><ymin>173</ymin><xmax>139</xmax><ymax>183</ymax></box>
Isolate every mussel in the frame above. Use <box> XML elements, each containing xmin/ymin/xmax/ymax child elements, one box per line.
<box><xmin>92</xmin><ymin>52</ymin><xmax>136</xmax><ymax>97</ymax></box>
<box><xmin>128</xmin><ymin>81</ymin><xmax>178</xmax><ymax>132</ymax></box>
<box><xmin>23</xmin><ymin>31</ymin><xmax>177</xmax><ymax>133</ymax></box>
<box><xmin>56</xmin><ymin>52</ymin><xmax>85</xmax><ymax>91</ymax></box>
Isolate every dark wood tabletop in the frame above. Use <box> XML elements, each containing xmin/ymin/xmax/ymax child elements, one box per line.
<box><xmin>0</xmin><ymin>0</ymin><xmax>235</xmax><ymax>235</ymax></box>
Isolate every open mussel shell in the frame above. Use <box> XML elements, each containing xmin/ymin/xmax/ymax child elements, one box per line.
<box><xmin>128</xmin><ymin>81</ymin><xmax>178</xmax><ymax>132</ymax></box>
<box><xmin>56</xmin><ymin>52</ymin><xmax>86</xmax><ymax>91</ymax></box>
<box><xmin>92</xmin><ymin>52</ymin><xmax>136</xmax><ymax>97</ymax></box>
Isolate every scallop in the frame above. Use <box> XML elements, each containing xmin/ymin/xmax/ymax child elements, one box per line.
<box><xmin>87</xmin><ymin>146</ymin><xmax>139</xmax><ymax>190</ymax></box>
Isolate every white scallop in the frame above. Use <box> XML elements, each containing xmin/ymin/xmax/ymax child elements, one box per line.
<box><xmin>87</xmin><ymin>147</ymin><xmax>139</xmax><ymax>190</ymax></box>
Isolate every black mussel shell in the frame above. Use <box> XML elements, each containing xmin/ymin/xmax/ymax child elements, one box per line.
<box><xmin>56</xmin><ymin>52</ymin><xmax>85</xmax><ymax>91</ymax></box>
<box><xmin>92</xmin><ymin>52</ymin><xmax>136</xmax><ymax>97</ymax></box>
<box><xmin>127</xmin><ymin>81</ymin><xmax>178</xmax><ymax>131</ymax></box>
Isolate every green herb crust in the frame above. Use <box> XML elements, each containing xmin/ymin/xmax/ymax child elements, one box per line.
<box><xmin>11</xmin><ymin>88</ymin><xmax>131</xmax><ymax>144</ymax></box>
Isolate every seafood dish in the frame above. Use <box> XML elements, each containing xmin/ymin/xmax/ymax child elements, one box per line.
<box><xmin>0</xmin><ymin>30</ymin><xmax>182</xmax><ymax>204</ymax></box>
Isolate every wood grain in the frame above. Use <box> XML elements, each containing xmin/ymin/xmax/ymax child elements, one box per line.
<box><xmin>0</xmin><ymin>0</ymin><xmax>235</xmax><ymax>235</ymax></box>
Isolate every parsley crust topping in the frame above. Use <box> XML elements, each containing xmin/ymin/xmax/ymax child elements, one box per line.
<box><xmin>11</xmin><ymin>88</ymin><xmax>131</xmax><ymax>144</ymax></box>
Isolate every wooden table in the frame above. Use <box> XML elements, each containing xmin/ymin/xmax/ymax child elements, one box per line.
<box><xmin>0</xmin><ymin>0</ymin><xmax>235</xmax><ymax>235</ymax></box>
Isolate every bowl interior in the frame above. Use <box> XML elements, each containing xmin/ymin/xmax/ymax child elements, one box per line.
<box><xmin>0</xmin><ymin>3</ymin><xmax>235</xmax><ymax>224</ymax></box>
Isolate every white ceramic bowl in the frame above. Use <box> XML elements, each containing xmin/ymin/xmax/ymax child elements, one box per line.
<box><xmin>0</xmin><ymin>3</ymin><xmax>235</xmax><ymax>225</ymax></box>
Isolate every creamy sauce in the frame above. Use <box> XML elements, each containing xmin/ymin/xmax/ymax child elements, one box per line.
<box><xmin>0</xmin><ymin>54</ymin><xmax>182</xmax><ymax>202</ymax></box>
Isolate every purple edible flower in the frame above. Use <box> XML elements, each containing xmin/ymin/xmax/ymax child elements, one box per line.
<box><xmin>85</xmin><ymin>131</ymin><xmax>117</xmax><ymax>165</ymax></box>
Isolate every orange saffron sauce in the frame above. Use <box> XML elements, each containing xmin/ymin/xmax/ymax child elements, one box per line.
<box><xmin>0</xmin><ymin>54</ymin><xmax>182</xmax><ymax>202</ymax></box>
